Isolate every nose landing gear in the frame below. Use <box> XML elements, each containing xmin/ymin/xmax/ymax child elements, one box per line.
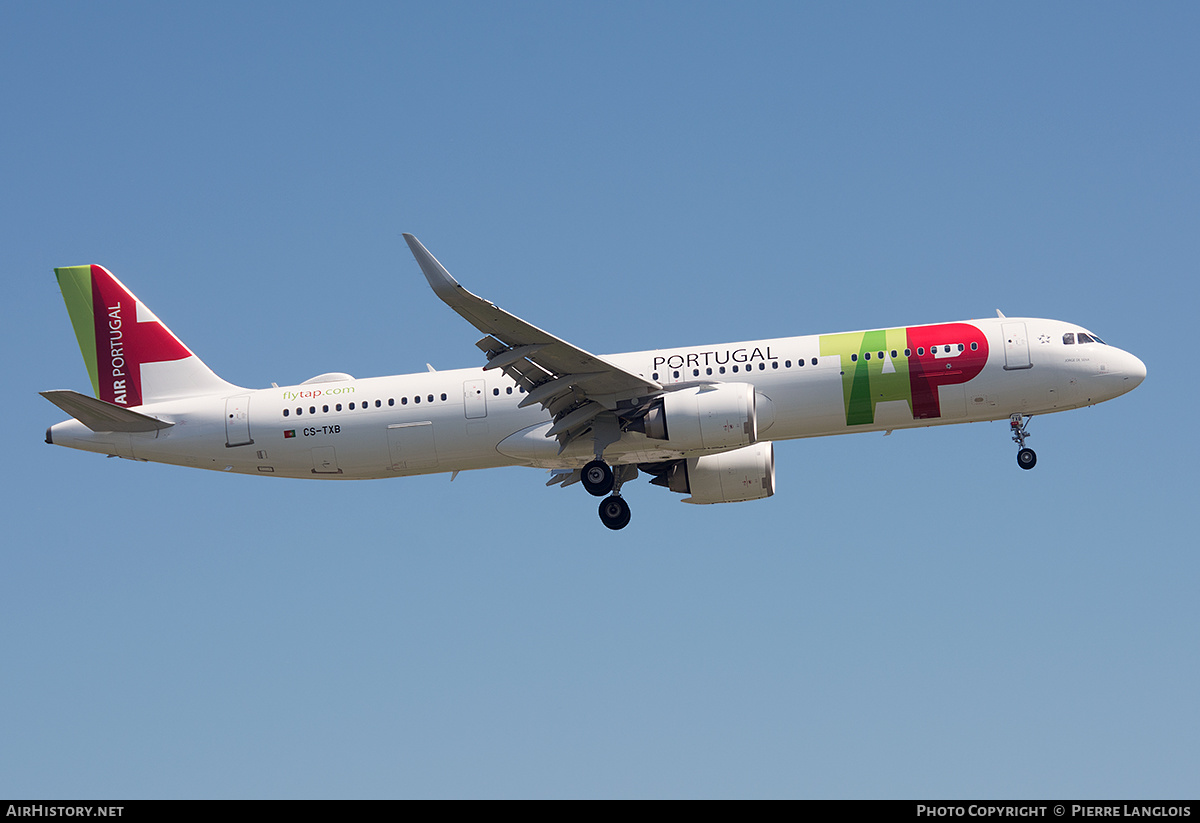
<box><xmin>1010</xmin><ymin>414</ymin><xmax>1037</xmax><ymax>470</ymax></box>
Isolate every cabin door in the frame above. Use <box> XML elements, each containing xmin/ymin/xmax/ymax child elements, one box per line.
<box><xmin>1001</xmin><ymin>323</ymin><xmax>1032</xmax><ymax>370</ymax></box>
<box><xmin>225</xmin><ymin>395</ymin><xmax>253</xmax><ymax>446</ymax></box>
<box><xmin>463</xmin><ymin>379</ymin><xmax>487</xmax><ymax>418</ymax></box>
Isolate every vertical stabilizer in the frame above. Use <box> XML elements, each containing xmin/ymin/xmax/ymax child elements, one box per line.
<box><xmin>54</xmin><ymin>265</ymin><xmax>238</xmax><ymax>406</ymax></box>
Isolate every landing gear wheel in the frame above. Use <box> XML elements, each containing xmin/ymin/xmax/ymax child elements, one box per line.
<box><xmin>598</xmin><ymin>495</ymin><xmax>632</xmax><ymax>531</ymax></box>
<box><xmin>1017</xmin><ymin>448</ymin><xmax>1037</xmax><ymax>470</ymax></box>
<box><xmin>581</xmin><ymin>459</ymin><xmax>614</xmax><ymax>497</ymax></box>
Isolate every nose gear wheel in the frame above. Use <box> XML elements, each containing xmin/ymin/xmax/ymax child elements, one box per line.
<box><xmin>1010</xmin><ymin>414</ymin><xmax>1037</xmax><ymax>470</ymax></box>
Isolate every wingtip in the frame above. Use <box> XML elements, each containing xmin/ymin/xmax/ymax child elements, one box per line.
<box><xmin>403</xmin><ymin>233</ymin><xmax>461</xmax><ymax>295</ymax></box>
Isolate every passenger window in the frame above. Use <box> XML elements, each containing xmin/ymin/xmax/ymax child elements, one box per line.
<box><xmin>693</xmin><ymin>369</ymin><xmax>699</xmax><ymax>376</ymax></box>
<box><xmin>785</xmin><ymin>361</ymin><xmax>792</xmax><ymax>368</ymax></box>
<box><xmin>706</xmin><ymin>368</ymin><xmax>713</xmax><ymax>375</ymax></box>
<box><xmin>864</xmin><ymin>352</ymin><xmax>870</xmax><ymax>361</ymax></box>
<box><xmin>493</xmin><ymin>388</ymin><xmax>500</xmax><ymax>396</ymax></box>
<box><xmin>652</xmin><ymin>373</ymin><xmax>659</xmax><ymax>380</ymax></box>
<box><xmin>759</xmin><ymin>362</ymin><xmax>765</xmax><ymax>370</ymax></box>
<box><xmin>506</xmin><ymin>387</ymin><xmax>512</xmax><ymax>395</ymax></box>
<box><xmin>348</xmin><ymin>403</ymin><xmax>355</xmax><ymax>410</ymax></box>
<box><xmin>323</xmin><ymin>405</ymin><xmax>329</xmax><ymax>413</ymax></box>
<box><xmin>401</xmin><ymin>397</ymin><xmax>408</xmax><ymax>405</ymax></box>
<box><xmin>944</xmin><ymin>345</ymin><xmax>951</xmax><ymax>353</ymax></box>
<box><xmin>719</xmin><ymin>366</ymin><xmax>726</xmax><ymax>374</ymax></box>
<box><xmin>441</xmin><ymin>393</ymin><xmax>447</xmax><ymax>401</ymax></box>
<box><xmin>970</xmin><ymin>343</ymin><xmax>977</xmax><ymax>351</ymax></box>
<box><xmin>917</xmin><ymin>348</ymin><xmax>924</xmax><ymax>356</ymax></box>
<box><xmin>388</xmin><ymin>398</ymin><xmax>394</xmax><ymax>406</ymax></box>
<box><xmin>798</xmin><ymin>359</ymin><xmax>804</xmax><ymax>367</ymax></box>
<box><xmin>309</xmin><ymin>406</ymin><xmax>316</xmax><ymax>415</ymax></box>
<box><xmin>336</xmin><ymin>404</ymin><xmax>342</xmax><ymax>411</ymax></box>
<box><xmin>851</xmin><ymin>354</ymin><xmax>858</xmax><ymax>362</ymax></box>
<box><xmin>904</xmin><ymin>349</ymin><xmax>911</xmax><ymax>357</ymax></box>
<box><xmin>891</xmin><ymin>350</ymin><xmax>897</xmax><ymax>358</ymax></box>
<box><xmin>958</xmin><ymin>344</ymin><xmax>964</xmax><ymax>352</ymax></box>
<box><xmin>414</xmin><ymin>396</ymin><xmax>420</xmax><ymax>404</ymax></box>
<box><xmin>772</xmin><ymin>362</ymin><xmax>778</xmax><ymax>369</ymax></box>
<box><xmin>811</xmin><ymin>358</ymin><xmax>817</xmax><ymax>365</ymax></box>
<box><xmin>878</xmin><ymin>352</ymin><xmax>884</xmax><ymax>359</ymax></box>
<box><xmin>428</xmin><ymin>395</ymin><xmax>434</xmax><ymax>403</ymax></box>
<box><xmin>283</xmin><ymin>409</ymin><xmax>289</xmax><ymax>417</ymax></box>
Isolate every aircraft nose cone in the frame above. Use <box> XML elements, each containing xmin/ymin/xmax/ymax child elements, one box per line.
<box><xmin>1127</xmin><ymin>353</ymin><xmax>1147</xmax><ymax>389</ymax></box>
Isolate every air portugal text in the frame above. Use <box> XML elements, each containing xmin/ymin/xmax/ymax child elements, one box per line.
<box><xmin>104</xmin><ymin>303</ymin><xmax>129</xmax><ymax>405</ymax></box>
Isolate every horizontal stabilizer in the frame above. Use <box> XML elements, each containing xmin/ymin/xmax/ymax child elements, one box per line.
<box><xmin>40</xmin><ymin>390</ymin><xmax>174</xmax><ymax>433</ymax></box>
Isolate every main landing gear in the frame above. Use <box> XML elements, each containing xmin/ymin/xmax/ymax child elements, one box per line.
<box><xmin>582</xmin><ymin>458</ymin><xmax>634</xmax><ymax>531</ymax></box>
<box><xmin>581</xmin><ymin>459</ymin><xmax>614</xmax><ymax>496</ymax></box>
<box><xmin>1010</xmin><ymin>414</ymin><xmax>1037</xmax><ymax>470</ymax></box>
<box><xmin>598</xmin><ymin>494</ymin><xmax>631</xmax><ymax>531</ymax></box>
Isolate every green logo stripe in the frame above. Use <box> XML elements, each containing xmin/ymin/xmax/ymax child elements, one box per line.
<box><xmin>54</xmin><ymin>266</ymin><xmax>100</xmax><ymax>397</ymax></box>
<box><xmin>821</xmin><ymin>328</ymin><xmax>913</xmax><ymax>426</ymax></box>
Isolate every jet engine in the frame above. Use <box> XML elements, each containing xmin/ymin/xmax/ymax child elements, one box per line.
<box><xmin>645</xmin><ymin>442</ymin><xmax>775</xmax><ymax>505</ymax></box>
<box><xmin>630</xmin><ymin>383</ymin><xmax>757</xmax><ymax>452</ymax></box>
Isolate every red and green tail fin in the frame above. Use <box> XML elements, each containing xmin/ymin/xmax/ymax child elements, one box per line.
<box><xmin>54</xmin><ymin>265</ymin><xmax>237</xmax><ymax>406</ymax></box>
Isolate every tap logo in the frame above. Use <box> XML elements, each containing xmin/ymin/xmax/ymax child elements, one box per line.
<box><xmin>819</xmin><ymin>323</ymin><xmax>989</xmax><ymax>426</ymax></box>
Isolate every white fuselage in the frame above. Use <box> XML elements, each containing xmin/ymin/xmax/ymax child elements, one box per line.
<box><xmin>47</xmin><ymin>316</ymin><xmax>1145</xmax><ymax>479</ymax></box>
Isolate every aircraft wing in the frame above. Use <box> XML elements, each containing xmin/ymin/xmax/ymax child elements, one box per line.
<box><xmin>404</xmin><ymin>235</ymin><xmax>662</xmax><ymax>439</ymax></box>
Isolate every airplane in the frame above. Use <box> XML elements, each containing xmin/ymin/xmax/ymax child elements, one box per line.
<box><xmin>42</xmin><ymin>235</ymin><xmax>1146</xmax><ymax>530</ymax></box>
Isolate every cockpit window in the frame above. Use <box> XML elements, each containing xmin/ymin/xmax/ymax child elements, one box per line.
<box><xmin>1077</xmin><ymin>333</ymin><xmax>1094</xmax><ymax>343</ymax></box>
<box><xmin>1063</xmin><ymin>333</ymin><xmax>1075</xmax><ymax>345</ymax></box>
<box><xmin>1091</xmin><ymin>334</ymin><xmax>1107</xmax><ymax>345</ymax></box>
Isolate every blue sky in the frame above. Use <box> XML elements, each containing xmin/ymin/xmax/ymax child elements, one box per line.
<box><xmin>3</xmin><ymin>1</ymin><xmax>1197</xmax><ymax>798</ymax></box>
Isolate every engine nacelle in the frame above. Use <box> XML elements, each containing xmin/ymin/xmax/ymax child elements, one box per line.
<box><xmin>635</xmin><ymin>383</ymin><xmax>757</xmax><ymax>452</ymax></box>
<box><xmin>650</xmin><ymin>442</ymin><xmax>776</xmax><ymax>505</ymax></box>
